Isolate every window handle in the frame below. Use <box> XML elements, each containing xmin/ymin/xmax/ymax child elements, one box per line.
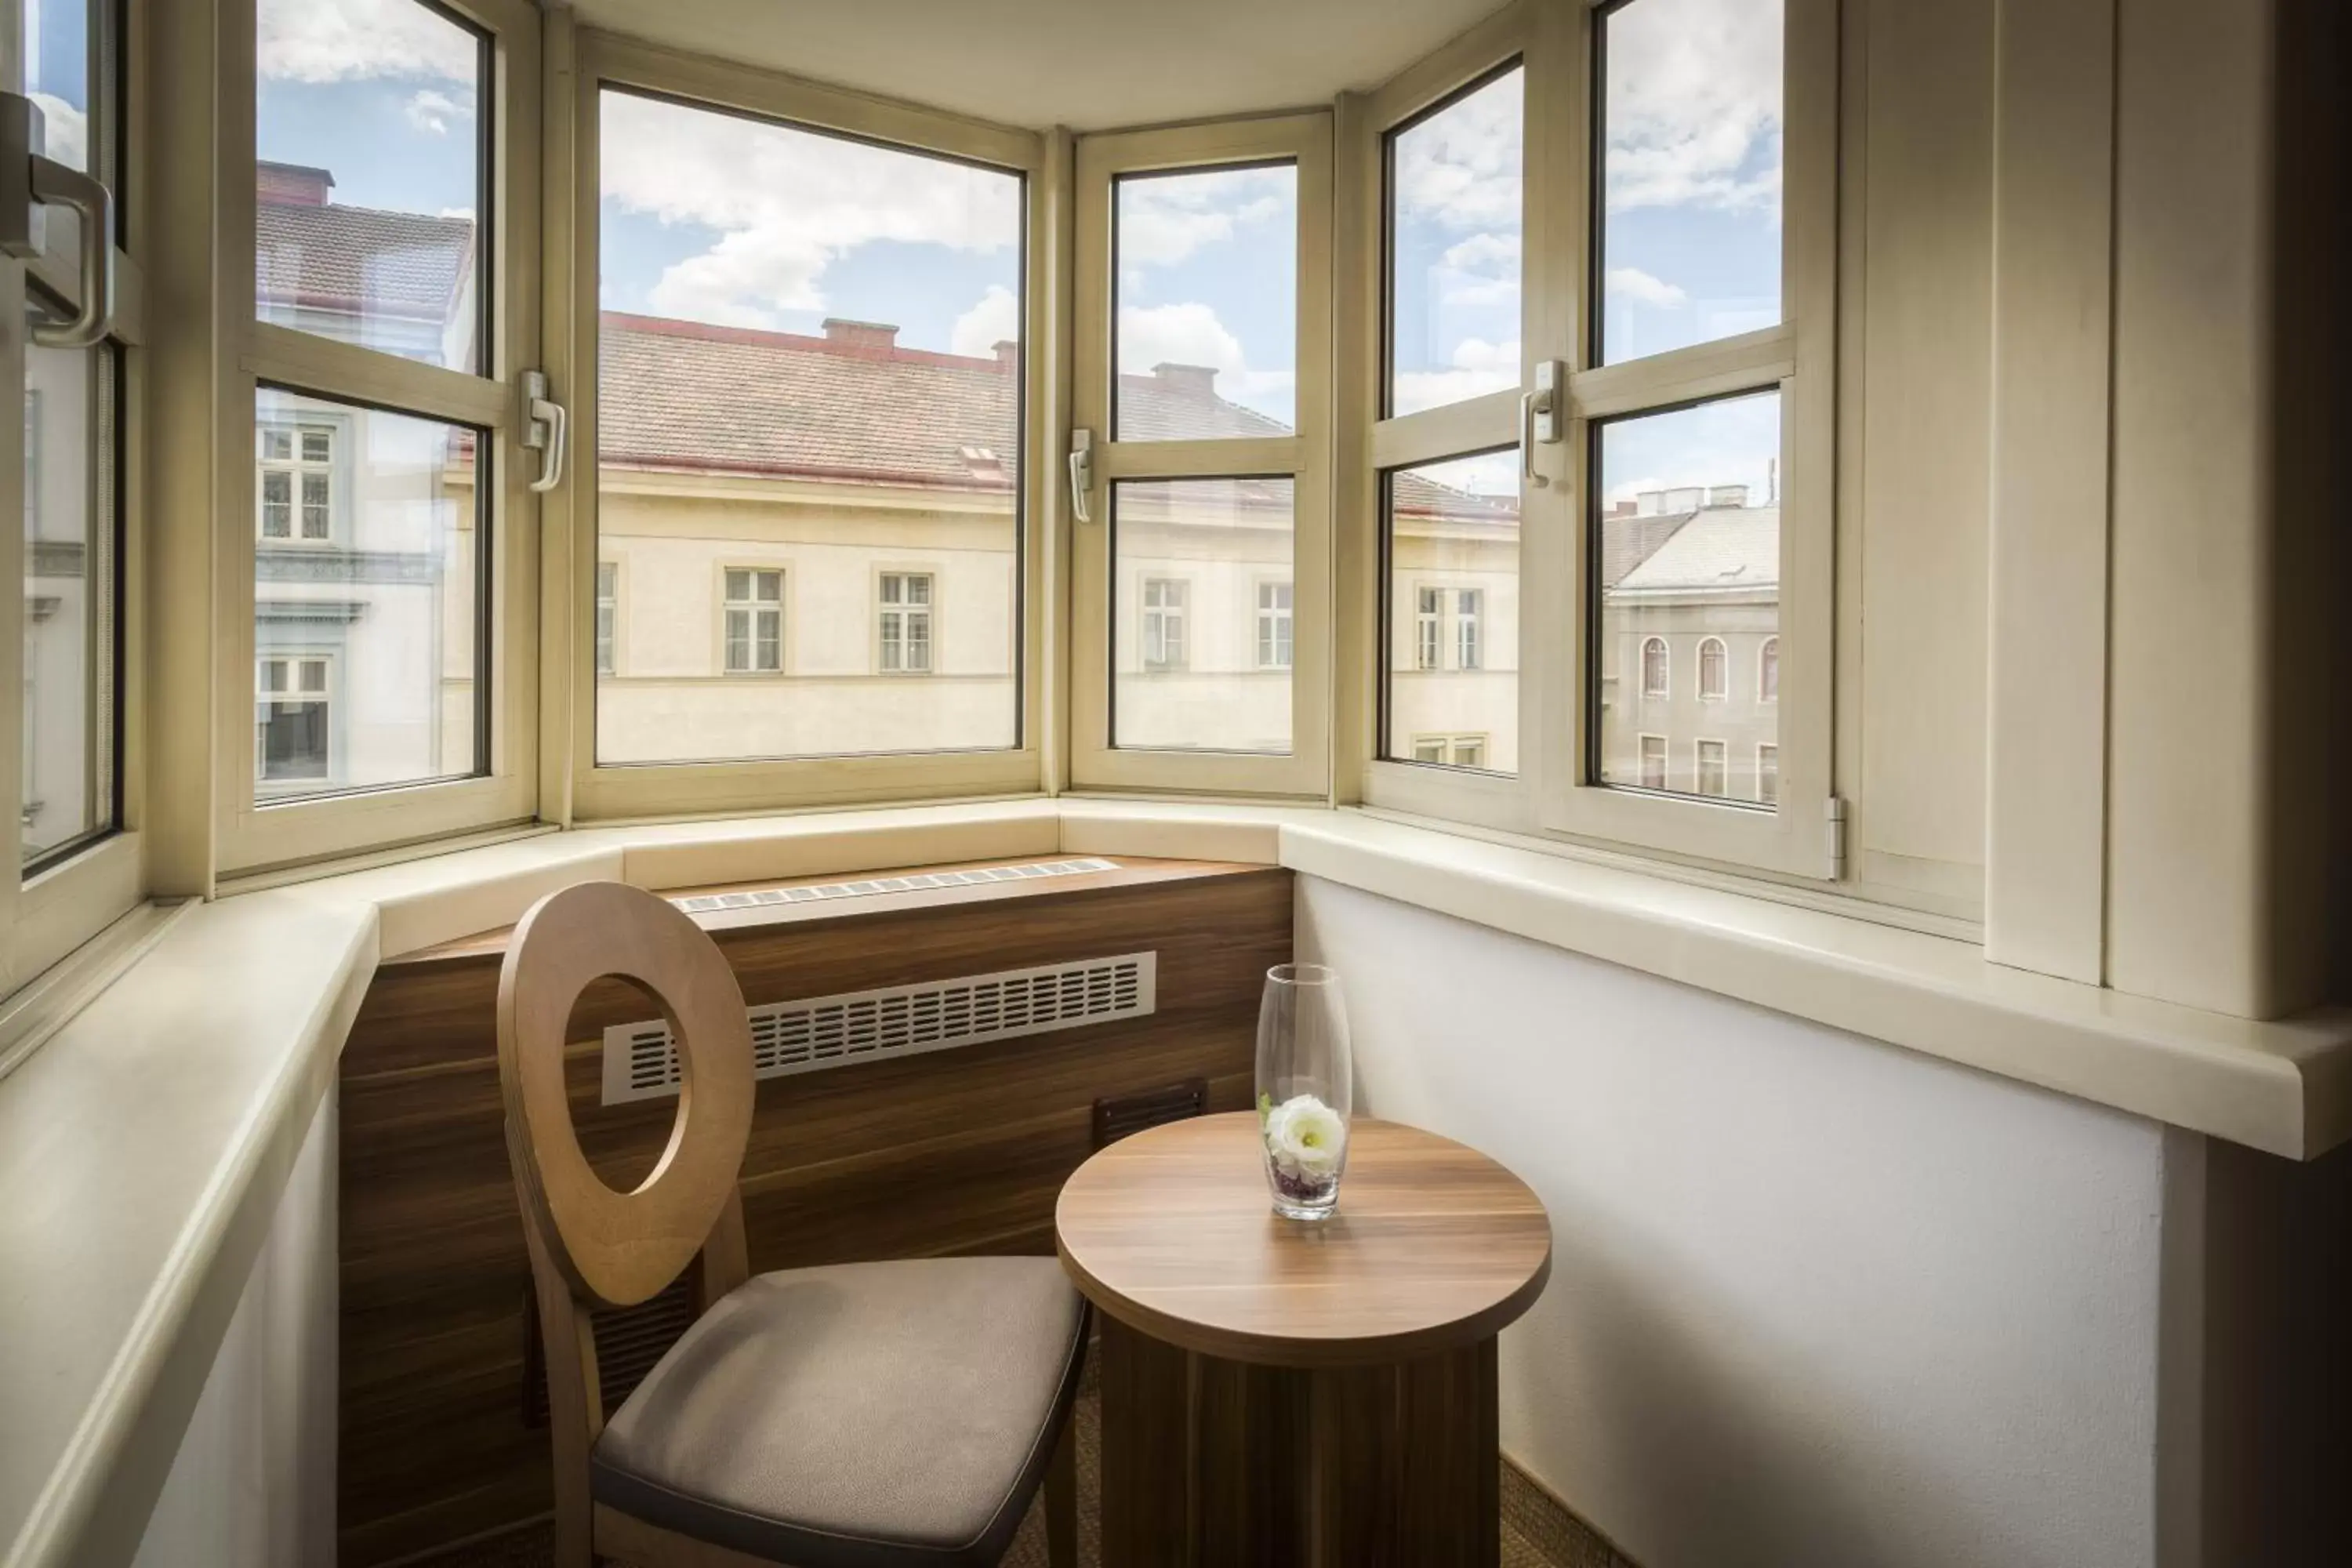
<box><xmin>1068</xmin><ymin>428</ymin><xmax>1094</xmax><ymax>524</ymax></box>
<box><xmin>1519</xmin><ymin>358</ymin><xmax>1563</xmax><ymax>492</ymax></box>
<box><xmin>0</xmin><ymin>92</ymin><xmax>116</xmax><ymax>350</ymax></box>
<box><xmin>521</xmin><ymin>370</ymin><xmax>567</xmax><ymax>494</ymax></box>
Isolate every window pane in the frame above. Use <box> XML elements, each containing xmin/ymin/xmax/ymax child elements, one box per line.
<box><xmin>256</xmin><ymin>0</ymin><xmax>487</xmax><ymax>372</ymax></box>
<box><xmin>23</xmin><ymin>330</ymin><xmax>116</xmax><ymax>864</ymax></box>
<box><xmin>1112</xmin><ymin>477</ymin><xmax>1291</xmax><ymax>753</ymax></box>
<box><xmin>1115</xmin><ymin>165</ymin><xmax>1297</xmax><ymax>438</ymax></box>
<box><xmin>25</xmin><ymin>0</ymin><xmax>96</xmax><ymax>271</ymax></box>
<box><xmin>1388</xmin><ymin>67</ymin><xmax>1523</xmax><ymax>417</ymax></box>
<box><xmin>1385</xmin><ymin>450</ymin><xmax>1518</xmax><ymax>773</ymax></box>
<box><xmin>1598</xmin><ymin>0</ymin><xmax>1783</xmax><ymax>365</ymax></box>
<box><xmin>252</xmin><ymin>388</ymin><xmax>484</xmax><ymax>802</ymax></box>
<box><xmin>594</xmin><ymin>89</ymin><xmax>1021</xmax><ymax>763</ymax></box>
<box><xmin>1593</xmin><ymin>389</ymin><xmax>1780</xmax><ymax>801</ymax></box>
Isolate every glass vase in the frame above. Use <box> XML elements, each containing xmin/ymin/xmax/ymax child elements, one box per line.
<box><xmin>1255</xmin><ymin>963</ymin><xmax>1352</xmax><ymax>1221</ymax></box>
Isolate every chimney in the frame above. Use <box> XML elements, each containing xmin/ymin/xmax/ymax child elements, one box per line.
<box><xmin>1636</xmin><ymin>489</ymin><xmax>1666</xmax><ymax>516</ymax></box>
<box><xmin>992</xmin><ymin>339</ymin><xmax>1018</xmax><ymax>372</ymax></box>
<box><xmin>1152</xmin><ymin>362</ymin><xmax>1219</xmax><ymax>397</ymax></box>
<box><xmin>822</xmin><ymin>318</ymin><xmax>899</xmax><ymax>351</ymax></box>
<box><xmin>1706</xmin><ymin>483</ymin><xmax>1749</xmax><ymax>509</ymax></box>
<box><xmin>258</xmin><ymin>161</ymin><xmax>335</xmax><ymax>207</ymax></box>
<box><xmin>1610</xmin><ymin>499</ymin><xmax>1638</xmax><ymax>518</ymax></box>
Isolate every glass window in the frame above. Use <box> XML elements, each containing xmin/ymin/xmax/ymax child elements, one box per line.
<box><xmin>1638</xmin><ymin>733</ymin><xmax>1668</xmax><ymax>789</ymax></box>
<box><xmin>1597</xmin><ymin>0</ymin><xmax>1784</xmax><ymax>365</ymax></box>
<box><xmin>1756</xmin><ymin>742</ymin><xmax>1779</xmax><ymax>806</ymax></box>
<box><xmin>1256</xmin><ymin>580</ymin><xmax>1293</xmax><ymax>670</ymax></box>
<box><xmin>879</xmin><ymin>572</ymin><xmax>934</xmax><ymax>674</ymax></box>
<box><xmin>1592</xmin><ymin>389</ymin><xmax>1780</xmax><ymax>803</ymax></box>
<box><xmin>1114</xmin><ymin>164</ymin><xmax>1298</xmax><ymax>438</ymax></box>
<box><xmin>1387</xmin><ymin>65</ymin><xmax>1523</xmax><ymax>417</ymax></box>
<box><xmin>1696</xmin><ymin>737</ymin><xmax>1728</xmax><ymax>797</ymax></box>
<box><xmin>21</xmin><ymin>329</ymin><xmax>116</xmax><ymax>866</ymax></box>
<box><xmin>1384</xmin><ymin>449</ymin><xmax>1518</xmax><ymax>773</ymax></box>
<box><xmin>252</xmin><ymin>388</ymin><xmax>485</xmax><ymax>802</ymax></box>
<box><xmin>594</xmin><ymin>88</ymin><xmax>1022</xmax><ymax>764</ymax></box>
<box><xmin>255</xmin><ymin>0</ymin><xmax>489</xmax><ymax>372</ymax></box>
<box><xmin>723</xmin><ymin>568</ymin><xmax>782</xmax><ymax>675</ymax></box>
<box><xmin>1112</xmin><ymin>478</ymin><xmax>1292</xmax><ymax>753</ymax></box>
<box><xmin>1759</xmin><ymin>634</ymin><xmax>1779</xmax><ymax>702</ymax></box>
<box><xmin>595</xmin><ymin>561</ymin><xmax>618</xmax><ymax>676</ymax></box>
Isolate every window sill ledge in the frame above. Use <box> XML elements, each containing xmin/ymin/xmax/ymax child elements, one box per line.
<box><xmin>4</xmin><ymin>795</ymin><xmax>2348</xmax><ymax>1568</ymax></box>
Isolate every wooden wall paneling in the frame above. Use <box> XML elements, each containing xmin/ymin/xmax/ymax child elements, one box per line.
<box><xmin>337</xmin><ymin>858</ymin><xmax>1290</xmax><ymax>1565</ymax></box>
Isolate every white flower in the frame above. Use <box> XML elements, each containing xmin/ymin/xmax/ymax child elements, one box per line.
<box><xmin>1264</xmin><ymin>1094</ymin><xmax>1347</xmax><ymax>1180</ymax></box>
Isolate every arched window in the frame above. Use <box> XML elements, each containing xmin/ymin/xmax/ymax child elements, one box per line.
<box><xmin>1698</xmin><ymin>637</ymin><xmax>1727</xmax><ymax>700</ymax></box>
<box><xmin>1640</xmin><ymin>637</ymin><xmax>1668</xmax><ymax>697</ymax></box>
<box><xmin>1759</xmin><ymin>636</ymin><xmax>1780</xmax><ymax>703</ymax></box>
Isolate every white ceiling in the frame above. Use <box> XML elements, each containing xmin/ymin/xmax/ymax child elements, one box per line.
<box><xmin>565</xmin><ymin>0</ymin><xmax>1508</xmax><ymax>132</ymax></box>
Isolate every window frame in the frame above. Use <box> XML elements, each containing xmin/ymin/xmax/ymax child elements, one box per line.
<box><xmin>1697</xmin><ymin>636</ymin><xmax>1727</xmax><ymax>701</ymax></box>
<box><xmin>212</xmin><ymin>0</ymin><xmax>541</xmax><ymax>875</ymax></box>
<box><xmin>3</xmin><ymin>0</ymin><xmax>147</xmax><ymax>990</ymax></box>
<box><xmin>718</xmin><ymin>564</ymin><xmax>785</xmax><ymax>677</ymax></box>
<box><xmin>1138</xmin><ymin>575</ymin><xmax>1189</xmax><ymax>673</ymax></box>
<box><xmin>1254</xmin><ymin>578</ymin><xmax>1294</xmax><ymax>670</ymax></box>
<box><xmin>556</xmin><ymin>33</ymin><xmax>1047</xmax><ymax>818</ymax></box>
<box><xmin>1070</xmin><ymin>112</ymin><xmax>1334</xmax><ymax>797</ymax></box>
<box><xmin>1348</xmin><ymin>0</ymin><xmax>1840</xmax><ymax>881</ymax></box>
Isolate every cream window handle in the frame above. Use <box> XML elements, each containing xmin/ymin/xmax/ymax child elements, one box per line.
<box><xmin>0</xmin><ymin>93</ymin><xmax>117</xmax><ymax>350</ymax></box>
<box><xmin>521</xmin><ymin>370</ymin><xmax>568</xmax><ymax>494</ymax></box>
<box><xmin>1068</xmin><ymin>428</ymin><xmax>1095</xmax><ymax>524</ymax></box>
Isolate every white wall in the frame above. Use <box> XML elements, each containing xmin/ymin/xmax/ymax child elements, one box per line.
<box><xmin>129</xmin><ymin>1085</ymin><xmax>338</xmax><ymax>1568</ymax></box>
<box><xmin>1298</xmin><ymin>877</ymin><xmax>2177</xmax><ymax>1568</ymax></box>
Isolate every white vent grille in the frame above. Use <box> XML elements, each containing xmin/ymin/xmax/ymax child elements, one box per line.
<box><xmin>667</xmin><ymin>858</ymin><xmax>1117</xmax><ymax>916</ymax></box>
<box><xmin>601</xmin><ymin>951</ymin><xmax>1157</xmax><ymax>1105</ymax></box>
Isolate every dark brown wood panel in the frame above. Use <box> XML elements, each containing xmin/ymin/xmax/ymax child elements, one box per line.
<box><xmin>338</xmin><ymin>858</ymin><xmax>1290</xmax><ymax>1566</ymax></box>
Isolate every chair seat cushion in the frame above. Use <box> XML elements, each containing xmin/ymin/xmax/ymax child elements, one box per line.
<box><xmin>591</xmin><ymin>1257</ymin><xmax>1087</xmax><ymax>1568</ymax></box>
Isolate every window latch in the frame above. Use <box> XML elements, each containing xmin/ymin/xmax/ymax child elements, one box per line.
<box><xmin>1068</xmin><ymin>428</ymin><xmax>1095</xmax><ymax>524</ymax></box>
<box><xmin>521</xmin><ymin>370</ymin><xmax>568</xmax><ymax>494</ymax></box>
<box><xmin>0</xmin><ymin>90</ymin><xmax>116</xmax><ymax>349</ymax></box>
<box><xmin>1519</xmin><ymin>359</ymin><xmax>1563</xmax><ymax>490</ymax></box>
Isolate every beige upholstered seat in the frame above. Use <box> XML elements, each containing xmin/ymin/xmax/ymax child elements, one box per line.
<box><xmin>593</xmin><ymin>1259</ymin><xmax>1087</xmax><ymax>1568</ymax></box>
<box><xmin>496</xmin><ymin>880</ymin><xmax>1083</xmax><ymax>1568</ymax></box>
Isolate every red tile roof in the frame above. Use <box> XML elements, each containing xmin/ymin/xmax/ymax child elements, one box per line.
<box><xmin>256</xmin><ymin>198</ymin><xmax>475</xmax><ymax>322</ymax></box>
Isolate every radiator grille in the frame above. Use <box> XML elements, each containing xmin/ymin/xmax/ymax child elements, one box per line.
<box><xmin>601</xmin><ymin>951</ymin><xmax>1158</xmax><ymax>1105</ymax></box>
<box><xmin>667</xmin><ymin>858</ymin><xmax>1117</xmax><ymax>916</ymax></box>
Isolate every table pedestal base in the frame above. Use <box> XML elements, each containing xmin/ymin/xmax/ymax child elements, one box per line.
<box><xmin>1098</xmin><ymin>1314</ymin><xmax>1501</xmax><ymax>1568</ymax></box>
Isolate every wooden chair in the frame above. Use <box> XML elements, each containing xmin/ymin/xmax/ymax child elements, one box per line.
<box><xmin>498</xmin><ymin>881</ymin><xmax>1086</xmax><ymax>1568</ymax></box>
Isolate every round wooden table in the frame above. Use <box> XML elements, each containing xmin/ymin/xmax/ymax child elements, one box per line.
<box><xmin>1055</xmin><ymin>1112</ymin><xmax>1552</xmax><ymax>1568</ymax></box>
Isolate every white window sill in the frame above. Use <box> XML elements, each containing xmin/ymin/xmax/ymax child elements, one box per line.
<box><xmin>4</xmin><ymin>794</ymin><xmax>2348</xmax><ymax>1568</ymax></box>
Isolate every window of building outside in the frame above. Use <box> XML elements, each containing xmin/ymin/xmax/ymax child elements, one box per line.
<box><xmin>723</xmin><ymin>569</ymin><xmax>782</xmax><ymax>674</ymax></box>
<box><xmin>1457</xmin><ymin>588</ymin><xmax>1483</xmax><ymax>671</ymax></box>
<box><xmin>878</xmin><ymin>572</ymin><xmax>934</xmax><ymax>673</ymax></box>
<box><xmin>20</xmin><ymin>0</ymin><xmax>122</xmax><ymax>871</ymax></box>
<box><xmin>1696</xmin><ymin>738</ymin><xmax>1728</xmax><ymax>797</ymax></box>
<box><xmin>256</xmin><ymin>655</ymin><xmax>330</xmax><ymax>786</ymax></box>
<box><xmin>257</xmin><ymin>426</ymin><xmax>332</xmax><ymax>543</ymax></box>
<box><xmin>1256</xmin><ymin>580</ymin><xmax>1293</xmax><ymax>669</ymax></box>
<box><xmin>1759</xmin><ymin>635</ymin><xmax>1778</xmax><ymax>702</ymax></box>
<box><xmin>1639</xmin><ymin>732</ymin><xmax>1667</xmax><ymax>790</ymax></box>
<box><xmin>594</xmin><ymin>85</ymin><xmax>1022</xmax><ymax>764</ymax></box>
<box><xmin>1640</xmin><ymin>636</ymin><xmax>1668</xmax><ymax>697</ymax></box>
<box><xmin>252</xmin><ymin>0</ymin><xmax>495</xmax><ymax>808</ymax></box>
<box><xmin>595</xmin><ymin>562</ymin><xmax>617</xmax><ymax>676</ymax></box>
<box><xmin>1698</xmin><ymin>636</ymin><xmax>1726</xmax><ymax>699</ymax></box>
<box><xmin>1140</xmin><ymin>576</ymin><xmax>1188</xmax><ymax>671</ymax></box>
<box><xmin>1756</xmin><ymin>741</ymin><xmax>1779</xmax><ymax>805</ymax></box>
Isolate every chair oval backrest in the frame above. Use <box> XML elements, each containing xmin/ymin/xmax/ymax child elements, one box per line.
<box><xmin>497</xmin><ymin>880</ymin><xmax>755</xmax><ymax>1309</ymax></box>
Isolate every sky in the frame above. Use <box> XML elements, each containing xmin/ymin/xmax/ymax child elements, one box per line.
<box><xmin>254</xmin><ymin>0</ymin><xmax>1784</xmax><ymax>510</ymax></box>
<box><xmin>24</xmin><ymin>0</ymin><xmax>89</xmax><ymax>169</ymax></box>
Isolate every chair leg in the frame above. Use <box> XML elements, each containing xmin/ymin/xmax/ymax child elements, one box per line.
<box><xmin>1044</xmin><ymin>1410</ymin><xmax>1079</xmax><ymax>1568</ymax></box>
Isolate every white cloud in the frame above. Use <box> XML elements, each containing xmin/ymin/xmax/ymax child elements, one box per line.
<box><xmin>950</xmin><ymin>285</ymin><xmax>1021</xmax><ymax>358</ymax></box>
<box><xmin>1603</xmin><ymin>0</ymin><xmax>1784</xmax><ymax>213</ymax></box>
<box><xmin>1606</xmin><ymin>267</ymin><xmax>1688</xmax><ymax>308</ymax></box>
<box><xmin>1117</xmin><ymin>168</ymin><xmax>1291</xmax><ymax>267</ymax></box>
<box><xmin>403</xmin><ymin>88</ymin><xmax>470</xmax><ymax>136</ymax></box>
<box><xmin>1117</xmin><ymin>301</ymin><xmax>1294</xmax><ymax>417</ymax></box>
<box><xmin>1394</xmin><ymin>71</ymin><xmax>1523</xmax><ymax>234</ymax></box>
<box><xmin>1392</xmin><ymin>336</ymin><xmax>1521</xmax><ymax>418</ymax></box>
<box><xmin>30</xmin><ymin>94</ymin><xmax>84</xmax><ymax>171</ymax></box>
<box><xmin>1442</xmin><ymin>232</ymin><xmax>1520</xmax><ymax>272</ymax></box>
<box><xmin>258</xmin><ymin>0</ymin><xmax>478</xmax><ymax>84</ymax></box>
<box><xmin>601</xmin><ymin>90</ymin><xmax>1020</xmax><ymax>332</ymax></box>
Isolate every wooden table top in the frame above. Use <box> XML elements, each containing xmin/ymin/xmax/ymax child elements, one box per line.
<box><xmin>1054</xmin><ymin>1112</ymin><xmax>1552</xmax><ymax>1367</ymax></box>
